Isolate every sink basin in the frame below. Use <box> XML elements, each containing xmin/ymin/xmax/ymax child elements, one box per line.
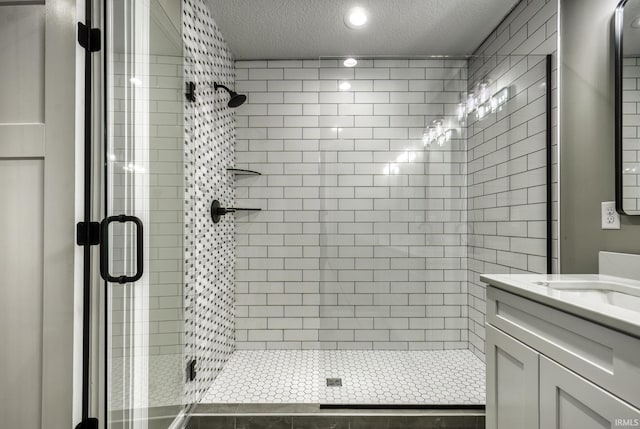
<box><xmin>480</xmin><ymin>252</ymin><xmax>640</xmax><ymax>338</ymax></box>
<box><xmin>532</xmin><ymin>280</ymin><xmax>640</xmax><ymax>313</ymax></box>
<box><xmin>550</xmin><ymin>289</ymin><xmax>640</xmax><ymax>313</ymax></box>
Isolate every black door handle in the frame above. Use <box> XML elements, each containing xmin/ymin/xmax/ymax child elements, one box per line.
<box><xmin>100</xmin><ymin>214</ymin><xmax>144</xmax><ymax>284</ymax></box>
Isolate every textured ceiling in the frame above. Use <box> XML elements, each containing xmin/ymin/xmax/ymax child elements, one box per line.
<box><xmin>205</xmin><ymin>0</ymin><xmax>520</xmax><ymax>59</ymax></box>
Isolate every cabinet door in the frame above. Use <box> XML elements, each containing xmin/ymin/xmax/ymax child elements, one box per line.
<box><xmin>486</xmin><ymin>324</ymin><xmax>539</xmax><ymax>429</ymax></box>
<box><xmin>540</xmin><ymin>356</ymin><xmax>640</xmax><ymax>429</ymax></box>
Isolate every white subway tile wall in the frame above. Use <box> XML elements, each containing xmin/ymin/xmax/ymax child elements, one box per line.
<box><xmin>466</xmin><ymin>0</ymin><xmax>558</xmax><ymax>360</ymax></box>
<box><xmin>107</xmin><ymin>52</ymin><xmax>186</xmax><ymax>410</ymax></box>
<box><xmin>233</xmin><ymin>0</ymin><xmax>558</xmax><ymax>357</ymax></box>
<box><xmin>234</xmin><ymin>58</ymin><xmax>470</xmax><ymax>351</ymax></box>
<box><xmin>174</xmin><ymin>0</ymin><xmax>557</xmax><ymax>394</ymax></box>
<box><xmin>183</xmin><ymin>0</ymin><xmax>236</xmax><ymax>403</ymax></box>
<box><xmin>622</xmin><ymin>57</ymin><xmax>640</xmax><ymax>211</ymax></box>
<box><xmin>110</xmin><ymin>53</ymin><xmax>184</xmax><ymax>361</ymax></box>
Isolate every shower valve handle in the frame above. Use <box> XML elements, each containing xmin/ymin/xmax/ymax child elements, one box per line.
<box><xmin>211</xmin><ymin>200</ymin><xmax>235</xmax><ymax>216</ymax></box>
<box><xmin>211</xmin><ymin>200</ymin><xmax>232</xmax><ymax>224</ymax></box>
<box><xmin>210</xmin><ymin>200</ymin><xmax>262</xmax><ymax>224</ymax></box>
<box><xmin>215</xmin><ymin>207</ymin><xmax>235</xmax><ymax>215</ymax></box>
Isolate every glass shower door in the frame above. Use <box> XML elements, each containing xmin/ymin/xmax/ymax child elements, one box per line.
<box><xmin>316</xmin><ymin>54</ymin><xmax>551</xmax><ymax>406</ymax></box>
<box><xmin>315</xmin><ymin>56</ymin><xmax>471</xmax><ymax>406</ymax></box>
<box><xmin>105</xmin><ymin>0</ymin><xmax>187</xmax><ymax>427</ymax></box>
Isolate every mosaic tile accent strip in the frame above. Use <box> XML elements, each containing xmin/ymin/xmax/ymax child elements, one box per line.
<box><xmin>203</xmin><ymin>350</ymin><xmax>485</xmax><ymax>405</ymax></box>
<box><xmin>466</xmin><ymin>0</ymin><xmax>558</xmax><ymax>361</ymax></box>
<box><xmin>183</xmin><ymin>0</ymin><xmax>237</xmax><ymax>404</ymax></box>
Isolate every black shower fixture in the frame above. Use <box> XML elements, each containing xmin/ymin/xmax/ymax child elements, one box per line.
<box><xmin>213</xmin><ymin>82</ymin><xmax>247</xmax><ymax>107</ymax></box>
<box><xmin>211</xmin><ymin>200</ymin><xmax>261</xmax><ymax>224</ymax></box>
<box><xmin>185</xmin><ymin>81</ymin><xmax>196</xmax><ymax>102</ymax></box>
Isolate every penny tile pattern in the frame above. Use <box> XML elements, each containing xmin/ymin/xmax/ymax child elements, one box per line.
<box><xmin>183</xmin><ymin>0</ymin><xmax>237</xmax><ymax>404</ymax></box>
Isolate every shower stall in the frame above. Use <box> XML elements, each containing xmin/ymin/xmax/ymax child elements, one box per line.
<box><xmin>97</xmin><ymin>0</ymin><xmax>555</xmax><ymax>427</ymax></box>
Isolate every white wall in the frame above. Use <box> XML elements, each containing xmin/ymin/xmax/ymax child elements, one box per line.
<box><xmin>559</xmin><ymin>0</ymin><xmax>640</xmax><ymax>272</ymax></box>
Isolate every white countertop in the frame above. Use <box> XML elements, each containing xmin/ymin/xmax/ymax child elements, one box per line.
<box><xmin>480</xmin><ymin>273</ymin><xmax>640</xmax><ymax>339</ymax></box>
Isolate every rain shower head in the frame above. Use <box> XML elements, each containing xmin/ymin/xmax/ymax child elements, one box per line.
<box><xmin>213</xmin><ymin>82</ymin><xmax>247</xmax><ymax>108</ymax></box>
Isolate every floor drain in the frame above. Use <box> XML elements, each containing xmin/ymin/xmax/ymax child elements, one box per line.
<box><xmin>326</xmin><ymin>378</ymin><xmax>342</xmax><ymax>387</ymax></box>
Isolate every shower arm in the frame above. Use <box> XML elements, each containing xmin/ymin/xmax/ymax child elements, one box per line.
<box><xmin>213</xmin><ymin>82</ymin><xmax>231</xmax><ymax>92</ymax></box>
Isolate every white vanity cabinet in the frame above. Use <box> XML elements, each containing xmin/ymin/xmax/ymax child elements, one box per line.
<box><xmin>486</xmin><ymin>324</ymin><xmax>539</xmax><ymax>429</ymax></box>
<box><xmin>485</xmin><ymin>284</ymin><xmax>640</xmax><ymax>429</ymax></box>
<box><xmin>539</xmin><ymin>356</ymin><xmax>640</xmax><ymax>429</ymax></box>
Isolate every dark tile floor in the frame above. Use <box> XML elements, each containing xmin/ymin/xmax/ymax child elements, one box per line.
<box><xmin>187</xmin><ymin>404</ymin><xmax>485</xmax><ymax>429</ymax></box>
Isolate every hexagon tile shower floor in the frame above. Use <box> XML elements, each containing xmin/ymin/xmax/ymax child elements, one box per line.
<box><xmin>203</xmin><ymin>349</ymin><xmax>485</xmax><ymax>405</ymax></box>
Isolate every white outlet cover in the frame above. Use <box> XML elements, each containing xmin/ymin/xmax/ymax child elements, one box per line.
<box><xmin>601</xmin><ymin>201</ymin><xmax>621</xmax><ymax>229</ymax></box>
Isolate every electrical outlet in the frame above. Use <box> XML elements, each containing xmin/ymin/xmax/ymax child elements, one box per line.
<box><xmin>601</xmin><ymin>201</ymin><xmax>621</xmax><ymax>230</ymax></box>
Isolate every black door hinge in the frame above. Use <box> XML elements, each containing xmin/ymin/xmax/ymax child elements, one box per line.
<box><xmin>186</xmin><ymin>81</ymin><xmax>196</xmax><ymax>102</ymax></box>
<box><xmin>77</xmin><ymin>22</ymin><xmax>101</xmax><ymax>52</ymax></box>
<box><xmin>77</xmin><ymin>222</ymin><xmax>101</xmax><ymax>246</ymax></box>
<box><xmin>187</xmin><ymin>359</ymin><xmax>197</xmax><ymax>381</ymax></box>
<box><xmin>75</xmin><ymin>418</ymin><xmax>99</xmax><ymax>429</ymax></box>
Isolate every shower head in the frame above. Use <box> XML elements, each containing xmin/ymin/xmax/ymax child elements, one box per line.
<box><xmin>213</xmin><ymin>82</ymin><xmax>247</xmax><ymax>108</ymax></box>
<box><xmin>228</xmin><ymin>92</ymin><xmax>247</xmax><ymax>108</ymax></box>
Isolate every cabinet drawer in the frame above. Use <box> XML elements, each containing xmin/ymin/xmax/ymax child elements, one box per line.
<box><xmin>487</xmin><ymin>286</ymin><xmax>640</xmax><ymax>408</ymax></box>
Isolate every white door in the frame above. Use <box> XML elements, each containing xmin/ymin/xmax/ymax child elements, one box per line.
<box><xmin>0</xmin><ymin>1</ymin><xmax>77</xmax><ymax>428</ymax></box>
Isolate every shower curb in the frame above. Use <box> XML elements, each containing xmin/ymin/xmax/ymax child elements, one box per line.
<box><xmin>186</xmin><ymin>403</ymin><xmax>485</xmax><ymax>429</ymax></box>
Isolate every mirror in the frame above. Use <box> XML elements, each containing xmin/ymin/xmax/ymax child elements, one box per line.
<box><xmin>615</xmin><ymin>0</ymin><xmax>640</xmax><ymax>214</ymax></box>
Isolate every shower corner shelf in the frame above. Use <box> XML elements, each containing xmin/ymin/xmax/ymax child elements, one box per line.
<box><xmin>211</xmin><ymin>199</ymin><xmax>262</xmax><ymax>224</ymax></box>
<box><xmin>226</xmin><ymin>167</ymin><xmax>261</xmax><ymax>176</ymax></box>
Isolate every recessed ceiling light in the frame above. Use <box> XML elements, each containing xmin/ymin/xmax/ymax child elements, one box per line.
<box><xmin>632</xmin><ymin>16</ymin><xmax>640</xmax><ymax>28</ymax></box>
<box><xmin>343</xmin><ymin>58</ymin><xmax>358</xmax><ymax>67</ymax></box>
<box><xmin>345</xmin><ymin>7</ymin><xmax>368</xmax><ymax>29</ymax></box>
<box><xmin>339</xmin><ymin>81</ymin><xmax>352</xmax><ymax>91</ymax></box>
